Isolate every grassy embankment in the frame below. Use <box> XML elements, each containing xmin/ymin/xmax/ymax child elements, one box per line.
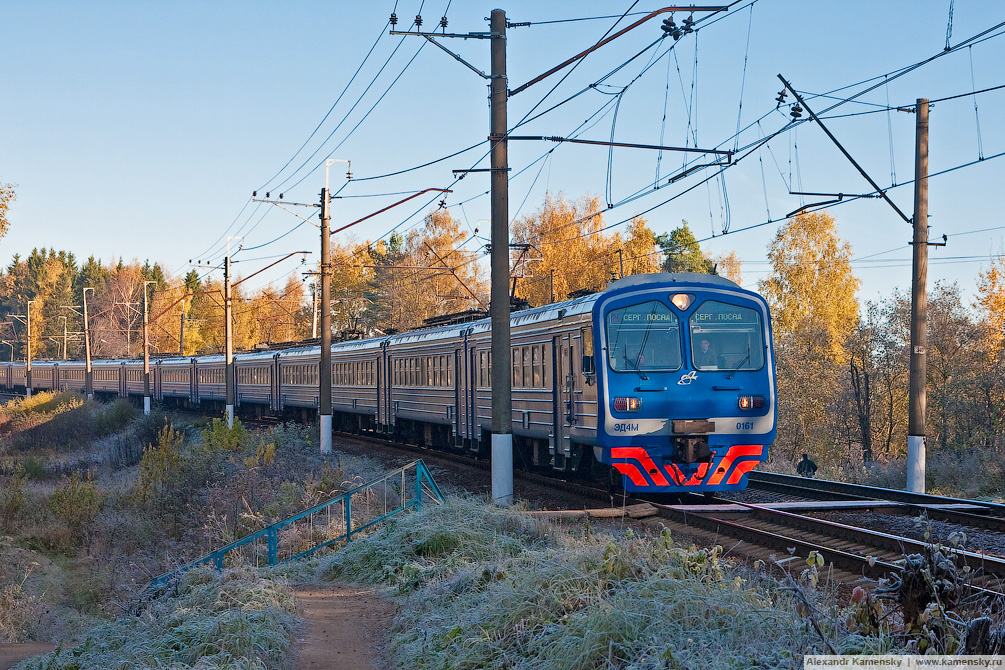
<box><xmin>4</xmin><ymin>391</ymin><xmax>1001</xmax><ymax>668</ymax></box>
<box><xmin>0</xmin><ymin>391</ymin><xmax>383</xmax><ymax>668</ymax></box>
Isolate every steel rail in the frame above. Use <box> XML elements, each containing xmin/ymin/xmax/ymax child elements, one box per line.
<box><xmin>749</xmin><ymin>471</ymin><xmax>1005</xmax><ymax>518</ymax></box>
<box><xmin>655</xmin><ymin>499</ymin><xmax>1005</xmax><ymax>595</ymax></box>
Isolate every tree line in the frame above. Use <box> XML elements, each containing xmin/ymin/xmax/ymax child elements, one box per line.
<box><xmin>3</xmin><ymin>177</ymin><xmax>1003</xmax><ymax>460</ymax></box>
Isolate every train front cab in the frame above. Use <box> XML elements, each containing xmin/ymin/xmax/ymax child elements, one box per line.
<box><xmin>594</xmin><ymin>274</ymin><xmax>776</xmax><ymax>493</ymax></box>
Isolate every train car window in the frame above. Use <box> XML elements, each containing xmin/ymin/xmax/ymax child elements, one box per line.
<box><xmin>606</xmin><ymin>300</ymin><xmax>682</xmax><ymax>372</ymax></box>
<box><xmin>478</xmin><ymin>350</ymin><xmax>491</xmax><ymax>388</ymax></box>
<box><xmin>511</xmin><ymin>349</ymin><xmax>521</xmax><ymax>388</ymax></box>
<box><xmin>532</xmin><ymin>345</ymin><xmax>543</xmax><ymax>387</ymax></box>
<box><xmin>689</xmin><ymin>301</ymin><xmax>764</xmax><ymax>371</ymax></box>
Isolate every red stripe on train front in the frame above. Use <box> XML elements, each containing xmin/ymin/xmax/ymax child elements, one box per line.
<box><xmin>725</xmin><ymin>458</ymin><xmax>760</xmax><ymax>485</ymax></box>
<box><xmin>706</xmin><ymin>445</ymin><xmax>764</xmax><ymax>486</ymax></box>
<box><xmin>612</xmin><ymin>462</ymin><xmax>649</xmax><ymax>487</ymax></box>
<box><xmin>611</xmin><ymin>447</ymin><xmax>670</xmax><ymax>487</ymax></box>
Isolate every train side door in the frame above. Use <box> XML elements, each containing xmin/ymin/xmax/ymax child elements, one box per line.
<box><xmin>552</xmin><ymin>333</ymin><xmax>574</xmax><ymax>464</ymax></box>
<box><xmin>378</xmin><ymin>343</ymin><xmax>390</xmax><ymax>431</ymax></box>
<box><xmin>454</xmin><ymin>348</ymin><xmax>465</xmax><ymax>445</ymax></box>
<box><xmin>469</xmin><ymin>347</ymin><xmax>480</xmax><ymax>450</ymax></box>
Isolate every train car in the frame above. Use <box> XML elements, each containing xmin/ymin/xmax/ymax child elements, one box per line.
<box><xmin>29</xmin><ymin>361</ymin><xmax>57</xmax><ymax>392</ymax></box>
<box><xmin>0</xmin><ymin>273</ymin><xmax>775</xmax><ymax>493</ymax></box>
<box><xmin>193</xmin><ymin>355</ymin><xmax>227</xmax><ymax>408</ymax></box>
<box><xmin>234</xmin><ymin>350</ymin><xmax>276</xmax><ymax>414</ymax></box>
<box><xmin>331</xmin><ymin>339</ymin><xmax>381</xmax><ymax>433</ymax></box>
<box><xmin>157</xmin><ymin>356</ymin><xmax>196</xmax><ymax>406</ymax></box>
<box><xmin>594</xmin><ymin>273</ymin><xmax>775</xmax><ymax>492</ymax></box>
<box><xmin>276</xmin><ymin>346</ymin><xmax>320</xmax><ymax>413</ymax></box>
<box><xmin>58</xmin><ymin>359</ymin><xmax>86</xmax><ymax>393</ymax></box>
<box><xmin>91</xmin><ymin>360</ymin><xmax>123</xmax><ymax>397</ymax></box>
<box><xmin>384</xmin><ymin>324</ymin><xmax>464</xmax><ymax>447</ymax></box>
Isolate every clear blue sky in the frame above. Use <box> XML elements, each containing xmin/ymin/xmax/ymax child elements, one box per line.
<box><xmin>4</xmin><ymin>1</ymin><xmax>1004</xmax><ymax>306</ymax></box>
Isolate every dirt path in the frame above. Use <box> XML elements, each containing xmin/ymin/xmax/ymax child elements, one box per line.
<box><xmin>292</xmin><ymin>585</ymin><xmax>395</xmax><ymax>670</ymax></box>
<box><xmin>0</xmin><ymin>643</ymin><xmax>57</xmax><ymax>670</ymax></box>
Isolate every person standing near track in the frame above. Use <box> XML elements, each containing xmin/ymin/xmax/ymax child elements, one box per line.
<box><xmin>796</xmin><ymin>453</ymin><xmax>818</xmax><ymax>478</ymax></box>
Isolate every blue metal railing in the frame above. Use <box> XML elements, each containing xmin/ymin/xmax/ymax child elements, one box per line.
<box><xmin>150</xmin><ymin>459</ymin><xmax>443</xmax><ymax>588</ymax></box>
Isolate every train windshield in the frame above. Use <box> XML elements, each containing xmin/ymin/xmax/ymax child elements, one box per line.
<box><xmin>606</xmin><ymin>300</ymin><xmax>682</xmax><ymax>373</ymax></box>
<box><xmin>689</xmin><ymin>301</ymin><xmax>764</xmax><ymax>371</ymax></box>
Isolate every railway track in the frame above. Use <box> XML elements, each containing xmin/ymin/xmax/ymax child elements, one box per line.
<box><xmin>326</xmin><ymin>429</ymin><xmax>1005</xmax><ymax>595</ymax></box>
<box><xmin>748</xmin><ymin>471</ymin><xmax>1005</xmax><ymax>533</ymax></box>
<box><xmin>649</xmin><ymin>498</ymin><xmax>1005</xmax><ymax>594</ymax></box>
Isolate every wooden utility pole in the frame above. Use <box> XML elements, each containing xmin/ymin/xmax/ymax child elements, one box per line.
<box><xmin>907</xmin><ymin>99</ymin><xmax>930</xmax><ymax>493</ymax></box>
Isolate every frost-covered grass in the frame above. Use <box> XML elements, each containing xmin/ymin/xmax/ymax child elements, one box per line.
<box><xmin>14</xmin><ymin>567</ymin><xmax>299</xmax><ymax>670</ymax></box>
<box><xmin>316</xmin><ymin>497</ymin><xmax>861</xmax><ymax>669</ymax></box>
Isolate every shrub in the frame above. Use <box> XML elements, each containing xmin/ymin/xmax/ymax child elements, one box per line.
<box><xmin>48</xmin><ymin>472</ymin><xmax>104</xmax><ymax>545</ymax></box>
<box><xmin>0</xmin><ymin>463</ymin><xmax>28</xmax><ymax>530</ymax></box>
<box><xmin>136</xmin><ymin>422</ymin><xmax>185</xmax><ymax>500</ymax></box>
<box><xmin>0</xmin><ymin>560</ymin><xmax>41</xmax><ymax>643</ymax></box>
<box><xmin>202</xmin><ymin>417</ymin><xmax>251</xmax><ymax>453</ymax></box>
<box><xmin>95</xmin><ymin>399</ymin><xmax>138</xmax><ymax>436</ymax></box>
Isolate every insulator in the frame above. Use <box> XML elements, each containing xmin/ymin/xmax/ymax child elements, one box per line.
<box><xmin>775</xmin><ymin>90</ymin><xmax>788</xmax><ymax>106</ymax></box>
<box><xmin>790</xmin><ymin>104</ymin><xmax>803</xmax><ymax>119</ymax></box>
<box><xmin>389</xmin><ymin>12</ymin><xmax>397</xmax><ymax>26</ymax></box>
<box><xmin>440</xmin><ymin>16</ymin><xmax>447</xmax><ymax>29</ymax></box>
<box><xmin>672</xmin><ymin>28</ymin><xmax>682</xmax><ymax>40</ymax></box>
<box><xmin>266</xmin><ymin>192</ymin><xmax>270</xmax><ymax>198</ymax></box>
<box><xmin>279</xmin><ymin>193</ymin><xmax>283</xmax><ymax>199</ymax></box>
<box><xmin>661</xmin><ymin>16</ymin><xmax>675</xmax><ymax>33</ymax></box>
<box><xmin>415</xmin><ymin>14</ymin><xmax>422</xmax><ymax>27</ymax></box>
<box><xmin>683</xmin><ymin>15</ymin><xmax>694</xmax><ymax>33</ymax></box>
<box><xmin>345</xmin><ymin>171</ymin><xmax>352</xmax><ymax>180</ymax></box>
<box><xmin>439</xmin><ymin>199</ymin><xmax>446</xmax><ymax>209</ymax></box>
<box><xmin>252</xmin><ymin>191</ymin><xmax>257</xmax><ymax>197</ymax></box>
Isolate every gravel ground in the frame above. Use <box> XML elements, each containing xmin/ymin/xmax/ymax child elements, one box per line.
<box><xmin>808</xmin><ymin>510</ymin><xmax>1005</xmax><ymax>558</ymax></box>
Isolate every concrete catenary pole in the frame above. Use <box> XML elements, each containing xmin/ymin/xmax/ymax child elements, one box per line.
<box><xmin>83</xmin><ymin>287</ymin><xmax>93</xmax><ymax>398</ymax></box>
<box><xmin>143</xmin><ymin>281</ymin><xmax>154</xmax><ymax>415</ymax></box>
<box><xmin>224</xmin><ymin>254</ymin><xmax>234</xmax><ymax>428</ymax></box>
<box><xmin>907</xmin><ymin>98</ymin><xmax>929</xmax><ymax>494</ymax></box>
<box><xmin>25</xmin><ymin>300</ymin><xmax>35</xmax><ymax>398</ymax></box>
<box><xmin>320</xmin><ymin>187</ymin><xmax>333</xmax><ymax>455</ymax></box>
<box><xmin>489</xmin><ymin>8</ymin><xmax>513</xmax><ymax>506</ymax></box>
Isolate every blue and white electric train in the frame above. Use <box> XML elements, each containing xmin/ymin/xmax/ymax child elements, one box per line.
<box><xmin>0</xmin><ymin>273</ymin><xmax>776</xmax><ymax>492</ymax></box>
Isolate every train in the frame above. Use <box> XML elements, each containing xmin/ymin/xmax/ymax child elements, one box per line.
<box><xmin>0</xmin><ymin>273</ymin><xmax>776</xmax><ymax>493</ymax></box>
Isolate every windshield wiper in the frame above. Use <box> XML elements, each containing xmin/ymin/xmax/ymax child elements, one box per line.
<box><xmin>623</xmin><ymin>353</ymin><xmax>649</xmax><ymax>380</ymax></box>
<box><xmin>726</xmin><ymin>344</ymin><xmax>751</xmax><ymax>380</ymax></box>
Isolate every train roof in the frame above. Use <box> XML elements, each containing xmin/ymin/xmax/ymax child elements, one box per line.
<box><xmin>605</xmin><ymin>272</ymin><xmax>741</xmax><ymax>291</ymax></box>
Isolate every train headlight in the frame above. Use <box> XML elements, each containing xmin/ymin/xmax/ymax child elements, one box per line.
<box><xmin>614</xmin><ymin>396</ymin><xmax>642</xmax><ymax>412</ymax></box>
<box><xmin>738</xmin><ymin>395</ymin><xmax>765</xmax><ymax>410</ymax></box>
<box><xmin>670</xmin><ymin>293</ymin><xmax>694</xmax><ymax>310</ymax></box>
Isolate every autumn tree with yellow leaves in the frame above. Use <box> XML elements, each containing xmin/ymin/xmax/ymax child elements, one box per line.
<box><xmin>511</xmin><ymin>194</ymin><xmax>663</xmax><ymax>307</ymax></box>
<box><xmin>759</xmin><ymin>212</ymin><xmax>860</xmax><ymax>461</ymax></box>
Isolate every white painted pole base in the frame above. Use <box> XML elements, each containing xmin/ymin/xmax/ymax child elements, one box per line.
<box><xmin>491</xmin><ymin>433</ymin><xmax>514</xmax><ymax>506</ymax></box>
<box><xmin>320</xmin><ymin>414</ymin><xmax>333</xmax><ymax>455</ymax></box>
<box><xmin>906</xmin><ymin>434</ymin><xmax>926</xmax><ymax>493</ymax></box>
<box><xmin>144</xmin><ymin>396</ymin><xmax>151</xmax><ymax>415</ymax></box>
<box><xmin>26</xmin><ymin>388</ymin><xmax>32</xmax><ymax>399</ymax></box>
<box><xmin>226</xmin><ymin>404</ymin><xmax>235</xmax><ymax>429</ymax></box>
